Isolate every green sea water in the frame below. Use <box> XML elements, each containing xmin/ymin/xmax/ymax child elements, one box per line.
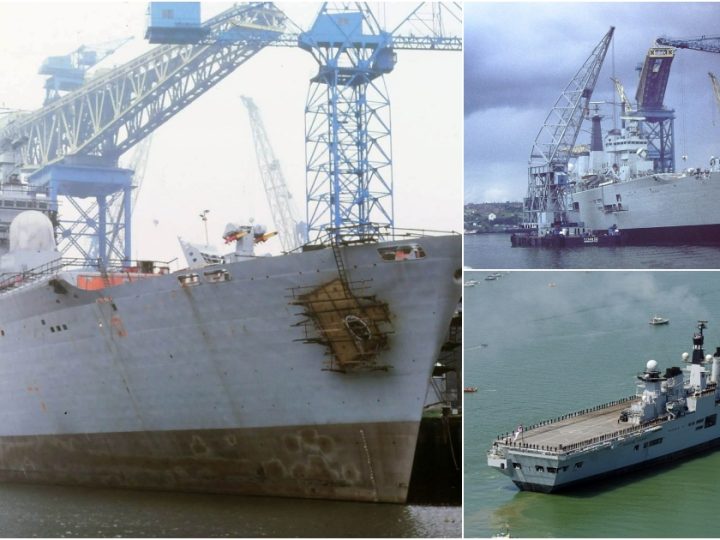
<box><xmin>464</xmin><ymin>271</ymin><xmax>720</xmax><ymax>538</ymax></box>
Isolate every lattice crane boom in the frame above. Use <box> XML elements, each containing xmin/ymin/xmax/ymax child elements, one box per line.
<box><xmin>656</xmin><ymin>35</ymin><xmax>720</xmax><ymax>54</ymax></box>
<box><xmin>530</xmin><ymin>27</ymin><xmax>614</xmax><ymax>169</ymax></box>
<box><xmin>0</xmin><ymin>2</ymin><xmax>288</xmax><ymax>174</ymax></box>
<box><xmin>241</xmin><ymin>96</ymin><xmax>304</xmax><ymax>252</ymax></box>
<box><xmin>525</xmin><ymin>27</ymin><xmax>614</xmax><ymax>226</ymax></box>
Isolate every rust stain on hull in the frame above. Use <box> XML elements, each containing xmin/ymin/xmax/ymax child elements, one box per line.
<box><xmin>0</xmin><ymin>422</ymin><xmax>419</xmax><ymax>503</ymax></box>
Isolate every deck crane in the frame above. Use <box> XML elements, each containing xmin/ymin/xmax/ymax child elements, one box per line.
<box><xmin>656</xmin><ymin>35</ymin><xmax>720</xmax><ymax>54</ymax></box>
<box><xmin>241</xmin><ymin>96</ymin><xmax>305</xmax><ymax>252</ymax></box>
<box><xmin>298</xmin><ymin>2</ymin><xmax>462</xmax><ymax>243</ymax></box>
<box><xmin>0</xmin><ymin>3</ymin><xmax>289</xmax><ymax>265</ymax></box>
<box><xmin>526</xmin><ymin>27</ymin><xmax>614</xmax><ymax>234</ymax></box>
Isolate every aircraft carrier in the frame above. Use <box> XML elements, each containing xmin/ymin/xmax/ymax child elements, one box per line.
<box><xmin>488</xmin><ymin>321</ymin><xmax>720</xmax><ymax>492</ymax></box>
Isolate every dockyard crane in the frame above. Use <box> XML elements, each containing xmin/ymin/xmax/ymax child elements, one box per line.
<box><xmin>241</xmin><ymin>96</ymin><xmax>305</xmax><ymax>252</ymax></box>
<box><xmin>298</xmin><ymin>2</ymin><xmax>462</xmax><ymax>242</ymax></box>
<box><xmin>0</xmin><ymin>3</ymin><xmax>289</xmax><ymax>265</ymax></box>
<box><xmin>526</xmin><ymin>27</ymin><xmax>614</xmax><ymax>232</ymax></box>
<box><xmin>656</xmin><ymin>35</ymin><xmax>720</xmax><ymax>54</ymax></box>
<box><xmin>632</xmin><ymin>45</ymin><xmax>677</xmax><ymax>172</ymax></box>
<box><xmin>0</xmin><ymin>2</ymin><xmax>461</xmax><ymax>263</ymax></box>
<box><xmin>39</xmin><ymin>37</ymin><xmax>134</xmax><ymax>105</ymax></box>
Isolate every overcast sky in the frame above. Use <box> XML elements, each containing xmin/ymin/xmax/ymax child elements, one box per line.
<box><xmin>0</xmin><ymin>2</ymin><xmax>461</xmax><ymax>263</ymax></box>
<box><xmin>465</xmin><ymin>2</ymin><xmax>720</xmax><ymax>204</ymax></box>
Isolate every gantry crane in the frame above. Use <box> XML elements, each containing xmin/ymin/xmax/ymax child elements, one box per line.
<box><xmin>241</xmin><ymin>96</ymin><xmax>305</xmax><ymax>252</ymax></box>
<box><xmin>0</xmin><ymin>2</ymin><xmax>460</xmax><ymax>263</ymax></box>
<box><xmin>526</xmin><ymin>27</ymin><xmax>614</xmax><ymax>232</ymax></box>
<box><xmin>0</xmin><ymin>3</ymin><xmax>288</xmax><ymax>265</ymax></box>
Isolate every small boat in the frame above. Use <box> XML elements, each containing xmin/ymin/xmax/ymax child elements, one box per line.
<box><xmin>650</xmin><ymin>315</ymin><xmax>670</xmax><ymax>326</ymax></box>
<box><xmin>464</xmin><ymin>386</ymin><xmax>478</xmax><ymax>393</ymax></box>
<box><xmin>485</xmin><ymin>275</ymin><xmax>497</xmax><ymax>281</ymax></box>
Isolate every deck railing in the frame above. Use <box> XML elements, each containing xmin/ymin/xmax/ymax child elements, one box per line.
<box><xmin>0</xmin><ymin>256</ymin><xmax>171</xmax><ymax>295</ymax></box>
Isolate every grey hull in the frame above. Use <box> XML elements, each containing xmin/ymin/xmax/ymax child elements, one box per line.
<box><xmin>571</xmin><ymin>171</ymin><xmax>720</xmax><ymax>235</ymax></box>
<box><xmin>0</xmin><ymin>234</ymin><xmax>461</xmax><ymax>502</ymax></box>
<box><xmin>0</xmin><ymin>421</ymin><xmax>417</xmax><ymax>502</ymax></box>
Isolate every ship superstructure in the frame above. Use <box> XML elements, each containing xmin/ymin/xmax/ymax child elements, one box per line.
<box><xmin>488</xmin><ymin>322</ymin><xmax>720</xmax><ymax>492</ymax></box>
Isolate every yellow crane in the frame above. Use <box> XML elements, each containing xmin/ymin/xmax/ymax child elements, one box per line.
<box><xmin>611</xmin><ymin>76</ymin><xmax>633</xmax><ymax>115</ymax></box>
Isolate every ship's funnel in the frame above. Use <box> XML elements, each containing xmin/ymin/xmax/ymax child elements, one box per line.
<box><xmin>589</xmin><ymin>115</ymin><xmax>605</xmax><ymax>172</ymax></box>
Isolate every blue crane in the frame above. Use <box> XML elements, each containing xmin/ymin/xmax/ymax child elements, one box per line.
<box><xmin>39</xmin><ymin>37</ymin><xmax>134</xmax><ymax>105</ymax></box>
<box><xmin>298</xmin><ymin>2</ymin><xmax>462</xmax><ymax>243</ymax></box>
<box><xmin>0</xmin><ymin>2</ymin><xmax>460</xmax><ymax>264</ymax></box>
<box><xmin>0</xmin><ymin>2</ymin><xmax>288</xmax><ymax>265</ymax></box>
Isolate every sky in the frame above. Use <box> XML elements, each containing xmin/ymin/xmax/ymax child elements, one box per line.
<box><xmin>0</xmin><ymin>1</ymin><xmax>462</xmax><ymax>264</ymax></box>
<box><xmin>465</xmin><ymin>2</ymin><xmax>720</xmax><ymax>204</ymax></box>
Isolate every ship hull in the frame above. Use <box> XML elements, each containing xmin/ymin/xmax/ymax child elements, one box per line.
<box><xmin>571</xmin><ymin>171</ymin><xmax>720</xmax><ymax>244</ymax></box>
<box><xmin>0</xmin><ymin>234</ymin><xmax>461</xmax><ymax>502</ymax></box>
<box><xmin>490</xmin><ymin>394</ymin><xmax>720</xmax><ymax>493</ymax></box>
<box><xmin>513</xmin><ymin>434</ymin><xmax>720</xmax><ymax>493</ymax></box>
<box><xmin>0</xmin><ymin>421</ymin><xmax>417</xmax><ymax>502</ymax></box>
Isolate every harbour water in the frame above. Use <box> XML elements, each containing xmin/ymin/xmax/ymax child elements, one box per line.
<box><xmin>465</xmin><ymin>233</ymin><xmax>720</xmax><ymax>269</ymax></box>
<box><xmin>0</xmin><ymin>483</ymin><xmax>460</xmax><ymax>537</ymax></box>
<box><xmin>464</xmin><ymin>271</ymin><xmax>720</xmax><ymax>537</ymax></box>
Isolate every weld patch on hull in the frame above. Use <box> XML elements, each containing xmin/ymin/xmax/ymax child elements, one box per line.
<box><xmin>0</xmin><ymin>421</ymin><xmax>418</xmax><ymax>503</ymax></box>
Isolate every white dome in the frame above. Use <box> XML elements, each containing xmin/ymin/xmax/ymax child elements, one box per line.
<box><xmin>706</xmin><ymin>354</ymin><xmax>714</xmax><ymax>362</ymax></box>
<box><xmin>646</xmin><ymin>359</ymin><xmax>658</xmax><ymax>372</ymax></box>
<box><xmin>682</xmin><ymin>352</ymin><xmax>690</xmax><ymax>362</ymax></box>
<box><xmin>9</xmin><ymin>211</ymin><xmax>55</xmax><ymax>252</ymax></box>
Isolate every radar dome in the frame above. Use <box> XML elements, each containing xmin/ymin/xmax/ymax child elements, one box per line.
<box><xmin>682</xmin><ymin>352</ymin><xmax>690</xmax><ymax>361</ymax></box>
<box><xmin>9</xmin><ymin>211</ymin><xmax>55</xmax><ymax>252</ymax></box>
<box><xmin>646</xmin><ymin>359</ymin><xmax>658</xmax><ymax>372</ymax></box>
<box><xmin>707</xmin><ymin>354</ymin><xmax>714</xmax><ymax>362</ymax></box>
